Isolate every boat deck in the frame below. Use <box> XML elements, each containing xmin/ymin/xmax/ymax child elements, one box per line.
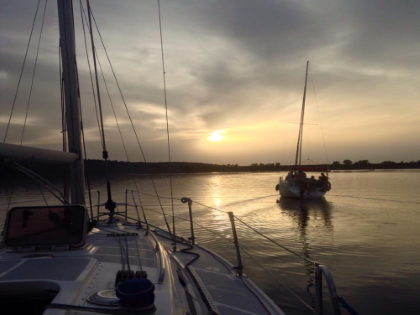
<box><xmin>0</xmin><ymin>220</ymin><xmax>284</xmax><ymax>315</ymax></box>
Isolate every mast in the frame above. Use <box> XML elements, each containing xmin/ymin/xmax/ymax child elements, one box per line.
<box><xmin>57</xmin><ymin>0</ymin><xmax>85</xmax><ymax>205</ymax></box>
<box><xmin>294</xmin><ymin>61</ymin><xmax>309</xmax><ymax>167</ymax></box>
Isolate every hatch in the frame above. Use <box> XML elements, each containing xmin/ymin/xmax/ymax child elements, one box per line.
<box><xmin>4</xmin><ymin>205</ymin><xmax>88</xmax><ymax>250</ymax></box>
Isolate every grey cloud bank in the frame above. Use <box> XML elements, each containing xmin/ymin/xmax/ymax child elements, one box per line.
<box><xmin>0</xmin><ymin>0</ymin><xmax>419</xmax><ymax>165</ymax></box>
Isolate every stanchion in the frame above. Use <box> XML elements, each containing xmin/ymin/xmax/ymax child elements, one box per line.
<box><xmin>228</xmin><ymin>211</ymin><xmax>243</xmax><ymax>277</ymax></box>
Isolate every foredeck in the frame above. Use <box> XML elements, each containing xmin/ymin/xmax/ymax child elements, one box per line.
<box><xmin>157</xmin><ymin>230</ymin><xmax>284</xmax><ymax>315</ymax></box>
<box><xmin>0</xmin><ymin>221</ymin><xmax>284</xmax><ymax>315</ymax></box>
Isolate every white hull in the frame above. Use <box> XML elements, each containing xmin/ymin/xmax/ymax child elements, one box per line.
<box><xmin>278</xmin><ymin>178</ymin><xmax>327</xmax><ymax>200</ymax></box>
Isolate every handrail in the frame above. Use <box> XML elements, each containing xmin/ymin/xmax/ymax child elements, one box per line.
<box><xmin>148</xmin><ymin>230</ymin><xmax>166</xmax><ymax>284</ymax></box>
<box><xmin>181</xmin><ymin>197</ymin><xmax>195</xmax><ymax>244</ymax></box>
<box><xmin>228</xmin><ymin>211</ymin><xmax>243</xmax><ymax>277</ymax></box>
<box><xmin>315</xmin><ymin>265</ymin><xmax>341</xmax><ymax>315</ymax></box>
<box><xmin>130</xmin><ymin>190</ymin><xmax>141</xmax><ymax>224</ymax></box>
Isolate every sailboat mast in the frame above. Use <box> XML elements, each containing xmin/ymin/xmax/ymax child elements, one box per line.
<box><xmin>57</xmin><ymin>0</ymin><xmax>85</xmax><ymax>205</ymax></box>
<box><xmin>294</xmin><ymin>60</ymin><xmax>309</xmax><ymax>167</ymax></box>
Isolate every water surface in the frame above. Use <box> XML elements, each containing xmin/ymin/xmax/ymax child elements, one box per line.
<box><xmin>1</xmin><ymin>170</ymin><xmax>419</xmax><ymax>314</ymax></box>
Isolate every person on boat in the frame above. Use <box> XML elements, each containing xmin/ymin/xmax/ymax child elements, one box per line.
<box><xmin>286</xmin><ymin>171</ymin><xmax>293</xmax><ymax>182</ymax></box>
<box><xmin>296</xmin><ymin>171</ymin><xmax>307</xmax><ymax>180</ymax></box>
<box><xmin>308</xmin><ymin>176</ymin><xmax>317</xmax><ymax>190</ymax></box>
<box><xmin>319</xmin><ymin>173</ymin><xmax>328</xmax><ymax>183</ymax></box>
<box><xmin>295</xmin><ymin>171</ymin><xmax>307</xmax><ymax>197</ymax></box>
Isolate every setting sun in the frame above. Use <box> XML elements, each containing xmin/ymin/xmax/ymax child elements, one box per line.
<box><xmin>207</xmin><ymin>130</ymin><xmax>224</xmax><ymax>142</ymax></box>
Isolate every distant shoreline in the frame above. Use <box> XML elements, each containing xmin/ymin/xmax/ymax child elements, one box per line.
<box><xmin>1</xmin><ymin>159</ymin><xmax>419</xmax><ymax>180</ymax></box>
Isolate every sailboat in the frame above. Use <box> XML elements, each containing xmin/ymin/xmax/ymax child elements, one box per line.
<box><xmin>0</xmin><ymin>2</ymin><xmax>353</xmax><ymax>315</ymax></box>
<box><xmin>276</xmin><ymin>61</ymin><xmax>331</xmax><ymax>200</ymax></box>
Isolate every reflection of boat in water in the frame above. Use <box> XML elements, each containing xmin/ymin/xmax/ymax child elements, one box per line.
<box><xmin>276</xmin><ymin>61</ymin><xmax>331</xmax><ymax>200</ymax></box>
<box><xmin>278</xmin><ymin>197</ymin><xmax>333</xmax><ymax>232</ymax></box>
<box><xmin>278</xmin><ymin>197</ymin><xmax>334</xmax><ymax>305</ymax></box>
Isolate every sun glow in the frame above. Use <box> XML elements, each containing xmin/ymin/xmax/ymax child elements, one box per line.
<box><xmin>207</xmin><ymin>130</ymin><xmax>224</xmax><ymax>142</ymax></box>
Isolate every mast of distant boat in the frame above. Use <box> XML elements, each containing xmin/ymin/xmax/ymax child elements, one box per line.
<box><xmin>294</xmin><ymin>60</ymin><xmax>309</xmax><ymax>167</ymax></box>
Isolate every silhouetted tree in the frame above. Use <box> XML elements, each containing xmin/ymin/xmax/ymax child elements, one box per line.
<box><xmin>343</xmin><ymin>159</ymin><xmax>353</xmax><ymax>165</ymax></box>
<box><xmin>381</xmin><ymin>161</ymin><xmax>396</xmax><ymax>166</ymax></box>
<box><xmin>354</xmin><ymin>160</ymin><xmax>370</xmax><ymax>165</ymax></box>
<box><xmin>332</xmin><ymin>161</ymin><xmax>340</xmax><ymax>166</ymax></box>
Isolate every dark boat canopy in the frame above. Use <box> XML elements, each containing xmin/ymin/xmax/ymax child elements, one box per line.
<box><xmin>291</xmin><ymin>166</ymin><xmax>329</xmax><ymax>172</ymax></box>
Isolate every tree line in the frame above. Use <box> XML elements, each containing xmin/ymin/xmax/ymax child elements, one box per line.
<box><xmin>331</xmin><ymin>159</ymin><xmax>420</xmax><ymax>170</ymax></box>
<box><xmin>1</xmin><ymin>159</ymin><xmax>419</xmax><ymax>181</ymax></box>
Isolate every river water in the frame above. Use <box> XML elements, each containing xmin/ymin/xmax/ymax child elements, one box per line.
<box><xmin>1</xmin><ymin>170</ymin><xmax>419</xmax><ymax>314</ymax></box>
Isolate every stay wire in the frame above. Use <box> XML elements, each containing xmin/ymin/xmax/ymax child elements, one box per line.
<box><xmin>95</xmin><ymin>53</ymin><xmax>150</xmax><ymax>228</ymax></box>
<box><xmin>15</xmin><ymin>169</ymin><xmax>65</xmax><ymax>204</ymax></box>
<box><xmin>89</xmin><ymin>5</ymin><xmax>174</xmax><ymax>241</ymax></box>
<box><xmin>147</xmin><ymin>206</ymin><xmax>312</xmax><ymax>312</ymax></box>
<box><xmin>80</xmin><ymin>4</ymin><xmax>149</xmax><ymax>229</ymax></box>
<box><xmin>21</xmin><ymin>0</ymin><xmax>48</xmax><ymax>145</ymax></box>
<box><xmin>157</xmin><ymin>0</ymin><xmax>176</xmax><ymax>246</ymax></box>
<box><xmin>13</xmin><ymin>162</ymin><xmax>68</xmax><ymax>204</ymax></box>
<box><xmin>3</xmin><ymin>0</ymin><xmax>42</xmax><ymax>143</ymax></box>
<box><xmin>76</xmin><ymin>68</ymin><xmax>94</xmax><ymax>221</ymax></box>
<box><xmin>86</xmin><ymin>0</ymin><xmax>111</xmax><ymax>198</ymax></box>
<box><xmin>86</xmin><ymin>0</ymin><xmax>107</xmax><ymax>158</ymax></box>
<box><xmin>233</xmin><ymin>215</ymin><xmax>319</xmax><ymax>266</ymax></box>
<box><xmin>240</xmin><ymin>245</ymin><xmax>315</xmax><ymax>312</ymax></box>
<box><xmin>79</xmin><ymin>0</ymin><xmax>103</xmax><ymax>149</ymax></box>
<box><xmin>141</xmin><ymin>191</ymin><xmax>320</xmax><ymax>266</ymax></box>
<box><xmin>309</xmin><ymin>64</ymin><xmax>329</xmax><ymax>164</ymax></box>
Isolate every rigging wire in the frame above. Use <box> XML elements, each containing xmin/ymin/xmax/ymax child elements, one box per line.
<box><xmin>86</xmin><ymin>0</ymin><xmax>117</xmax><ymax>217</ymax></box>
<box><xmin>13</xmin><ymin>162</ymin><xmax>67</xmax><ymax>201</ymax></box>
<box><xmin>143</xmin><ymin>204</ymin><xmax>313</xmax><ymax>312</ymax></box>
<box><xmin>79</xmin><ymin>1</ymin><xmax>148</xmax><ymax>228</ymax></box>
<box><xmin>36</xmin><ymin>180</ymin><xmax>50</xmax><ymax>207</ymax></box>
<box><xmin>233</xmin><ymin>214</ymin><xmax>319</xmax><ymax>266</ymax></box>
<box><xmin>87</xmin><ymin>5</ymin><xmax>174</xmax><ymax>241</ymax></box>
<box><xmin>86</xmin><ymin>0</ymin><xmax>107</xmax><ymax>160</ymax></box>
<box><xmin>77</xmin><ymin>0</ymin><xmax>105</xmax><ymax>222</ymax></box>
<box><xmin>157</xmin><ymin>0</ymin><xmax>176</xmax><ymax>248</ymax></box>
<box><xmin>309</xmin><ymin>64</ymin><xmax>329</xmax><ymax>164</ymax></box>
<box><xmin>13</xmin><ymin>163</ymin><xmax>66</xmax><ymax>204</ymax></box>
<box><xmin>21</xmin><ymin>0</ymin><xmax>48</xmax><ymax>145</ymax></box>
<box><xmin>78</xmin><ymin>0</ymin><xmax>104</xmax><ymax>149</ymax></box>
<box><xmin>3</xmin><ymin>0</ymin><xmax>42</xmax><ymax>143</ymax></box>
<box><xmin>77</xmin><ymin>72</ymin><xmax>95</xmax><ymax>221</ymax></box>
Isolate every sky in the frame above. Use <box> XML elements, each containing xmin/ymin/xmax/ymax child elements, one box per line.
<box><xmin>0</xmin><ymin>0</ymin><xmax>419</xmax><ymax>165</ymax></box>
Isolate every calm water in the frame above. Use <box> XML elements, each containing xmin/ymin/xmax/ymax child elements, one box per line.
<box><xmin>1</xmin><ymin>170</ymin><xmax>419</xmax><ymax>314</ymax></box>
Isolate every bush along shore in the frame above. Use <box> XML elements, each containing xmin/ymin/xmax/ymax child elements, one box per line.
<box><xmin>1</xmin><ymin>159</ymin><xmax>419</xmax><ymax>181</ymax></box>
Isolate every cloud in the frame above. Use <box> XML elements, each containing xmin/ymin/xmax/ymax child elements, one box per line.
<box><xmin>0</xmin><ymin>0</ymin><xmax>419</xmax><ymax>164</ymax></box>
